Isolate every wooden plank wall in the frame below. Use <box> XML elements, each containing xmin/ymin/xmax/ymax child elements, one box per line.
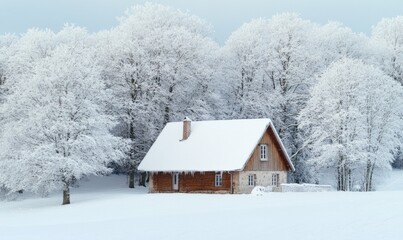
<box><xmin>151</xmin><ymin>172</ymin><xmax>232</xmax><ymax>193</ymax></box>
<box><xmin>243</xmin><ymin>127</ymin><xmax>289</xmax><ymax>171</ymax></box>
<box><xmin>151</xmin><ymin>172</ymin><xmax>173</xmax><ymax>192</ymax></box>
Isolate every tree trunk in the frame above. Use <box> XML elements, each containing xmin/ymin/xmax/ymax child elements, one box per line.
<box><xmin>364</xmin><ymin>161</ymin><xmax>375</xmax><ymax>191</ymax></box>
<box><xmin>337</xmin><ymin>165</ymin><xmax>341</xmax><ymax>191</ymax></box>
<box><xmin>139</xmin><ymin>172</ymin><xmax>147</xmax><ymax>187</ymax></box>
<box><xmin>364</xmin><ymin>160</ymin><xmax>371</xmax><ymax>191</ymax></box>
<box><xmin>62</xmin><ymin>183</ymin><xmax>70</xmax><ymax>205</ymax></box>
<box><xmin>164</xmin><ymin>105</ymin><xmax>170</xmax><ymax>124</ymax></box>
<box><xmin>337</xmin><ymin>162</ymin><xmax>344</xmax><ymax>191</ymax></box>
<box><xmin>368</xmin><ymin>163</ymin><xmax>375</xmax><ymax>191</ymax></box>
<box><xmin>128</xmin><ymin>119</ymin><xmax>136</xmax><ymax>189</ymax></box>
<box><xmin>337</xmin><ymin>163</ymin><xmax>350</xmax><ymax>191</ymax></box>
<box><xmin>129</xmin><ymin>169</ymin><xmax>135</xmax><ymax>188</ymax></box>
<box><xmin>164</xmin><ymin>85</ymin><xmax>174</xmax><ymax>125</ymax></box>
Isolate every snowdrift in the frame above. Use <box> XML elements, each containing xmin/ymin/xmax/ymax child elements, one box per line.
<box><xmin>280</xmin><ymin>183</ymin><xmax>333</xmax><ymax>192</ymax></box>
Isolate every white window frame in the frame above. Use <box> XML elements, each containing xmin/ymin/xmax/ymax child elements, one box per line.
<box><xmin>248</xmin><ymin>174</ymin><xmax>255</xmax><ymax>186</ymax></box>
<box><xmin>272</xmin><ymin>174</ymin><xmax>279</xmax><ymax>187</ymax></box>
<box><xmin>260</xmin><ymin>144</ymin><xmax>268</xmax><ymax>161</ymax></box>
<box><xmin>215</xmin><ymin>173</ymin><xmax>222</xmax><ymax>187</ymax></box>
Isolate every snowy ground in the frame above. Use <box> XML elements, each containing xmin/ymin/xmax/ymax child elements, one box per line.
<box><xmin>1</xmin><ymin>171</ymin><xmax>403</xmax><ymax>240</ymax></box>
<box><xmin>377</xmin><ymin>169</ymin><xmax>403</xmax><ymax>191</ymax></box>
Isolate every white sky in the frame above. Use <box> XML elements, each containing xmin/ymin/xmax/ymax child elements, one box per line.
<box><xmin>1</xmin><ymin>0</ymin><xmax>402</xmax><ymax>44</ymax></box>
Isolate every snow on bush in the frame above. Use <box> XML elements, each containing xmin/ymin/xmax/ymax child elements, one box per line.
<box><xmin>251</xmin><ymin>186</ymin><xmax>266</xmax><ymax>195</ymax></box>
<box><xmin>251</xmin><ymin>186</ymin><xmax>276</xmax><ymax>195</ymax></box>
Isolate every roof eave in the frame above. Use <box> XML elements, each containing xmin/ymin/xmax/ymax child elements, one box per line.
<box><xmin>268</xmin><ymin>121</ymin><xmax>295</xmax><ymax>172</ymax></box>
<box><xmin>140</xmin><ymin>169</ymin><xmax>243</xmax><ymax>172</ymax></box>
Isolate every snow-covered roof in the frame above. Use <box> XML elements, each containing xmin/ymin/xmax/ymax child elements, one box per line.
<box><xmin>138</xmin><ymin>118</ymin><xmax>294</xmax><ymax>172</ymax></box>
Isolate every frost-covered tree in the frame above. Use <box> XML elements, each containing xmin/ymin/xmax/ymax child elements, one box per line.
<box><xmin>223</xmin><ymin>19</ymin><xmax>276</xmax><ymax>118</ymax></box>
<box><xmin>0</xmin><ymin>34</ymin><xmax>17</xmax><ymax>195</ymax></box>
<box><xmin>98</xmin><ymin>3</ymin><xmax>220</xmax><ymax>187</ymax></box>
<box><xmin>263</xmin><ymin>14</ymin><xmax>322</xmax><ymax>183</ymax></box>
<box><xmin>0</xmin><ymin>34</ymin><xmax>17</xmax><ymax>86</ymax></box>
<box><xmin>371</xmin><ymin>16</ymin><xmax>403</xmax><ymax>85</ymax></box>
<box><xmin>299</xmin><ymin>58</ymin><xmax>403</xmax><ymax>191</ymax></box>
<box><xmin>0</xmin><ymin>34</ymin><xmax>18</xmax><ymax>104</ymax></box>
<box><xmin>224</xmin><ymin>13</ymin><xmax>321</xmax><ymax>183</ymax></box>
<box><xmin>116</xmin><ymin>3</ymin><xmax>219</xmax><ymax>123</ymax></box>
<box><xmin>316</xmin><ymin>22</ymin><xmax>369</xmax><ymax>66</ymax></box>
<box><xmin>361</xmin><ymin>80</ymin><xmax>403</xmax><ymax>191</ymax></box>
<box><xmin>97</xmin><ymin>27</ymin><xmax>160</xmax><ymax>187</ymax></box>
<box><xmin>371</xmin><ymin>16</ymin><xmax>403</xmax><ymax>170</ymax></box>
<box><xmin>6</xmin><ymin>29</ymin><xmax>56</xmax><ymax>87</ymax></box>
<box><xmin>0</xmin><ymin>27</ymin><xmax>126</xmax><ymax>204</ymax></box>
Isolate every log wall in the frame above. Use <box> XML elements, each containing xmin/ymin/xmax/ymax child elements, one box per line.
<box><xmin>150</xmin><ymin>171</ymin><xmax>232</xmax><ymax>193</ymax></box>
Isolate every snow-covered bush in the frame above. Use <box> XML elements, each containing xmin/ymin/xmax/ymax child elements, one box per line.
<box><xmin>251</xmin><ymin>186</ymin><xmax>266</xmax><ymax>195</ymax></box>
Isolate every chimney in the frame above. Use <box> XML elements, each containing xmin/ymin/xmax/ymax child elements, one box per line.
<box><xmin>182</xmin><ymin>117</ymin><xmax>192</xmax><ymax>140</ymax></box>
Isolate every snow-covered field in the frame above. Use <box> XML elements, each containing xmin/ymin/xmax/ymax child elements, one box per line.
<box><xmin>1</xmin><ymin>171</ymin><xmax>403</xmax><ymax>240</ymax></box>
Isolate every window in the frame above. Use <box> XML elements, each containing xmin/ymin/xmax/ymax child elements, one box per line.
<box><xmin>272</xmin><ymin>174</ymin><xmax>279</xmax><ymax>187</ymax></box>
<box><xmin>248</xmin><ymin>174</ymin><xmax>255</xmax><ymax>186</ymax></box>
<box><xmin>173</xmin><ymin>174</ymin><xmax>178</xmax><ymax>184</ymax></box>
<box><xmin>215</xmin><ymin>173</ymin><xmax>222</xmax><ymax>187</ymax></box>
<box><xmin>260</xmin><ymin>144</ymin><xmax>268</xmax><ymax>161</ymax></box>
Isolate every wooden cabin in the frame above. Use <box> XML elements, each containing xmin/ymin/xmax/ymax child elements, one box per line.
<box><xmin>138</xmin><ymin>118</ymin><xmax>294</xmax><ymax>193</ymax></box>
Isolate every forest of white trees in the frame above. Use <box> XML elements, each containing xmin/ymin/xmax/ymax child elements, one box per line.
<box><xmin>1</xmin><ymin>4</ymin><xmax>403</xmax><ymax>202</ymax></box>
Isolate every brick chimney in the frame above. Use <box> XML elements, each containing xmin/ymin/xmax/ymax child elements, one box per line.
<box><xmin>182</xmin><ymin>117</ymin><xmax>192</xmax><ymax>140</ymax></box>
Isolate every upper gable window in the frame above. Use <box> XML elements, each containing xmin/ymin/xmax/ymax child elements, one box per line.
<box><xmin>260</xmin><ymin>144</ymin><xmax>268</xmax><ymax>161</ymax></box>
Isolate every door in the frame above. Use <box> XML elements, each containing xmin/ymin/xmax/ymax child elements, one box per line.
<box><xmin>172</xmin><ymin>172</ymin><xmax>179</xmax><ymax>191</ymax></box>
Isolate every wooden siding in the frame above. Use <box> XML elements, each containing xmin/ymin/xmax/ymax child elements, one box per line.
<box><xmin>243</xmin><ymin>126</ymin><xmax>290</xmax><ymax>171</ymax></box>
<box><xmin>151</xmin><ymin>172</ymin><xmax>232</xmax><ymax>193</ymax></box>
<box><xmin>151</xmin><ymin>172</ymin><xmax>173</xmax><ymax>192</ymax></box>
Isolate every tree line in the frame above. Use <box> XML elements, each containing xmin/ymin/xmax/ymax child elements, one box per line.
<box><xmin>0</xmin><ymin>4</ymin><xmax>402</xmax><ymax>203</ymax></box>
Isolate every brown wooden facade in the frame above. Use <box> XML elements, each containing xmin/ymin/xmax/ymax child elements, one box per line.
<box><xmin>243</xmin><ymin>127</ymin><xmax>290</xmax><ymax>172</ymax></box>
<box><xmin>149</xmin><ymin>126</ymin><xmax>292</xmax><ymax>193</ymax></box>
<box><xmin>150</xmin><ymin>172</ymin><xmax>232</xmax><ymax>193</ymax></box>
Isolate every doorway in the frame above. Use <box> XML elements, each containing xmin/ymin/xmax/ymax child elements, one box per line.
<box><xmin>172</xmin><ymin>172</ymin><xmax>179</xmax><ymax>191</ymax></box>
